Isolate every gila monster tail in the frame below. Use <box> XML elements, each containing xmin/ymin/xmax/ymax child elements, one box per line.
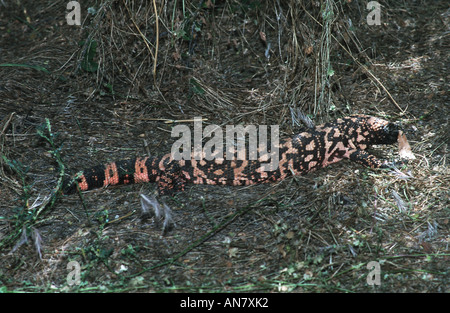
<box><xmin>63</xmin><ymin>156</ymin><xmax>162</xmax><ymax>195</ymax></box>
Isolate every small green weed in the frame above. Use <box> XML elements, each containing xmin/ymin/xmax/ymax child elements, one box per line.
<box><xmin>79</xmin><ymin>39</ymin><xmax>99</xmax><ymax>72</ymax></box>
<box><xmin>0</xmin><ymin>119</ymin><xmax>66</xmax><ymax>257</ymax></box>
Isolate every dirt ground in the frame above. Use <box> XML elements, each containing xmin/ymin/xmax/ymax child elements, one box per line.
<box><xmin>0</xmin><ymin>0</ymin><xmax>448</xmax><ymax>292</ymax></box>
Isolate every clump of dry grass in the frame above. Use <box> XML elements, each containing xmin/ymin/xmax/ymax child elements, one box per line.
<box><xmin>68</xmin><ymin>0</ymin><xmax>392</xmax><ymax>123</ymax></box>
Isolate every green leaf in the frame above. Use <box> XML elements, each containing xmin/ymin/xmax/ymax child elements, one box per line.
<box><xmin>327</xmin><ymin>67</ymin><xmax>335</xmax><ymax>77</ymax></box>
<box><xmin>0</xmin><ymin>63</ymin><xmax>50</xmax><ymax>73</ymax></box>
<box><xmin>79</xmin><ymin>40</ymin><xmax>99</xmax><ymax>72</ymax></box>
<box><xmin>189</xmin><ymin>78</ymin><xmax>205</xmax><ymax>95</ymax></box>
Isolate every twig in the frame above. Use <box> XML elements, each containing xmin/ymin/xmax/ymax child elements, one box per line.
<box><xmin>152</xmin><ymin>0</ymin><xmax>159</xmax><ymax>84</ymax></box>
<box><xmin>333</xmin><ymin>38</ymin><xmax>405</xmax><ymax>114</ymax></box>
<box><xmin>128</xmin><ymin>194</ymin><xmax>270</xmax><ymax>278</ymax></box>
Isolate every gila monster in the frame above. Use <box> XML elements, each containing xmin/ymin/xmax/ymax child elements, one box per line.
<box><xmin>63</xmin><ymin>114</ymin><xmax>400</xmax><ymax>196</ymax></box>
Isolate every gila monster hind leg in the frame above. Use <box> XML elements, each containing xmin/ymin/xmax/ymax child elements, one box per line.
<box><xmin>157</xmin><ymin>161</ymin><xmax>187</xmax><ymax>195</ymax></box>
<box><xmin>348</xmin><ymin>149</ymin><xmax>393</xmax><ymax>169</ymax></box>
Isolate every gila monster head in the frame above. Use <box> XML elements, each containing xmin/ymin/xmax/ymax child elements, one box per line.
<box><xmin>350</xmin><ymin>115</ymin><xmax>400</xmax><ymax>146</ymax></box>
<box><xmin>378</xmin><ymin>122</ymin><xmax>400</xmax><ymax>144</ymax></box>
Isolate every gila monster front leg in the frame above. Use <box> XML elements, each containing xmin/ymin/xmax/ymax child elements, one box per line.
<box><xmin>348</xmin><ymin>149</ymin><xmax>393</xmax><ymax>169</ymax></box>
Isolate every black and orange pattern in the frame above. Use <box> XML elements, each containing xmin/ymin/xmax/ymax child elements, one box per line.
<box><xmin>63</xmin><ymin>115</ymin><xmax>400</xmax><ymax>195</ymax></box>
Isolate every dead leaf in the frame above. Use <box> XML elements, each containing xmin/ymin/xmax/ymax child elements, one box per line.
<box><xmin>421</xmin><ymin>242</ymin><xmax>433</xmax><ymax>254</ymax></box>
<box><xmin>305</xmin><ymin>46</ymin><xmax>313</xmax><ymax>55</ymax></box>
<box><xmin>398</xmin><ymin>131</ymin><xmax>416</xmax><ymax>160</ymax></box>
<box><xmin>286</xmin><ymin>231</ymin><xmax>295</xmax><ymax>239</ymax></box>
<box><xmin>228</xmin><ymin>247</ymin><xmax>238</xmax><ymax>258</ymax></box>
<box><xmin>172</xmin><ymin>51</ymin><xmax>181</xmax><ymax>61</ymax></box>
<box><xmin>278</xmin><ymin>244</ymin><xmax>286</xmax><ymax>258</ymax></box>
<box><xmin>259</xmin><ymin>31</ymin><xmax>267</xmax><ymax>44</ymax></box>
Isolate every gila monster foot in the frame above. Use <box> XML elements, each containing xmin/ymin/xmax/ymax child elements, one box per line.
<box><xmin>140</xmin><ymin>194</ymin><xmax>175</xmax><ymax>234</ymax></box>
